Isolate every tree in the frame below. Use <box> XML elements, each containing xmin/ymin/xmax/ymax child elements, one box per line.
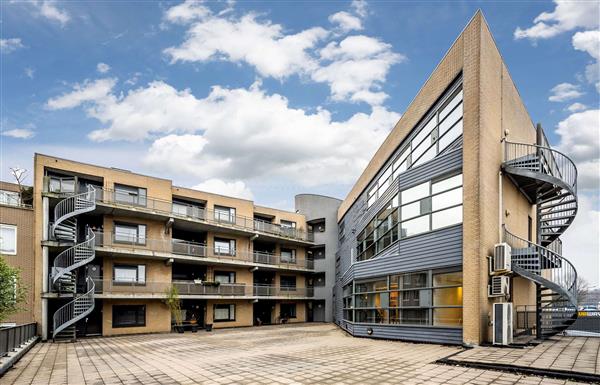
<box><xmin>0</xmin><ymin>256</ymin><xmax>28</xmax><ymax>321</ymax></box>
<box><xmin>9</xmin><ymin>167</ymin><xmax>32</xmax><ymax>205</ymax></box>
<box><xmin>576</xmin><ymin>277</ymin><xmax>590</xmax><ymax>306</ymax></box>
<box><xmin>164</xmin><ymin>285</ymin><xmax>183</xmax><ymax>331</ymax></box>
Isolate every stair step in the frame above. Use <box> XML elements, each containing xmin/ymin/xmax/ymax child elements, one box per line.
<box><xmin>539</xmin><ymin>192</ymin><xmax>572</xmax><ymax>204</ymax></box>
<box><xmin>539</xmin><ymin>199</ymin><xmax>577</xmax><ymax>210</ymax></box>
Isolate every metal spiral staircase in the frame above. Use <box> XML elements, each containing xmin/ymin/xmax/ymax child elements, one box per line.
<box><xmin>50</xmin><ymin>186</ymin><xmax>97</xmax><ymax>341</ymax></box>
<box><xmin>502</xmin><ymin>141</ymin><xmax>578</xmax><ymax>338</ymax></box>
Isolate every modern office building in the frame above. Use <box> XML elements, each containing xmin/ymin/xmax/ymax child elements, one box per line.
<box><xmin>295</xmin><ymin>194</ymin><xmax>341</xmax><ymax>322</ymax></box>
<box><xmin>0</xmin><ymin>182</ymin><xmax>35</xmax><ymax>325</ymax></box>
<box><xmin>334</xmin><ymin>12</ymin><xmax>579</xmax><ymax>345</ymax></box>
<box><xmin>32</xmin><ymin>154</ymin><xmax>326</xmax><ymax>341</ymax></box>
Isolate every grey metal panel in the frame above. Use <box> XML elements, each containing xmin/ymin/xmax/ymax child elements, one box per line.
<box><xmin>347</xmin><ymin>323</ymin><xmax>463</xmax><ymax>345</ymax></box>
<box><xmin>353</xmin><ymin>225</ymin><xmax>462</xmax><ymax>280</ymax></box>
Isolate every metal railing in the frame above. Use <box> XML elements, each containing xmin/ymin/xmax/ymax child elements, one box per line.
<box><xmin>53</xmin><ymin>277</ymin><xmax>95</xmax><ymax>338</ymax></box>
<box><xmin>503</xmin><ymin>141</ymin><xmax>577</xmax><ymax>194</ymax></box>
<box><xmin>0</xmin><ymin>323</ymin><xmax>37</xmax><ymax>358</ymax></box>
<box><xmin>515</xmin><ymin>305</ymin><xmax>536</xmax><ymax>332</ymax></box>
<box><xmin>92</xmin><ymin>187</ymin><xmax>313</xmax><ymax>242</ymax></box>
<box><xmin>253</xmin><ymin>284</ymin><xmax>314</xmax><ymax>298</ymax></box>
<box><xmin>51</xmin><ymin>228</ymin><xmax>96</xmax><ymax>288</ymax></box>
<box><xmin>94</xmin><ymin>280</ymin><xmax>313</xmax><ymax>298</ymax></box>
<box><xmin>93</xmin><ymin>231</ymin><xmax>314</xmax><ymax>270</ymax></box>
<box><xmin>504</xmin><ymin>229</ymin><xmax>577</xmax><ymax>303</ymax></box>
<box><xmin>52</xmin><ymin>186</ymin><xmax>96</xmax><ymax>239</ymax></box>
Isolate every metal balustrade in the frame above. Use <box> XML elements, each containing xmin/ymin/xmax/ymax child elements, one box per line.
<box><xmin>91</xmin><ymin>187</ymin><xmax>313</xmax><ymax>242</ymax></box>
<box><xmin>93</xmin><ymin>280</ymin><xmax>313</xmax><ymax>298</ymax></box>
<box><xmin>0</xmin><ymin>323</ymin><xmax>37</xmax><ymax>358</ymax></box>
<box><xmin>92</xmin><ymin>231</ymin><xmax>314</xmax><ymax>270</ymax></box>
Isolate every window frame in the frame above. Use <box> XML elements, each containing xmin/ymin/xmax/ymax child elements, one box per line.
<box><xmin>214</xmin><ymin>205</ymin><xmax>236</xmax><ymax>223</ymax></box>
<box><xmin>112</xmin><ymin>305</ymin><xmax>146</xmax><ymax>328</ymax></box>
<box><xmin>280</xmin><ymin>303</ymin><xmax>297</xmax><ymax>319</ymax></box>
<box><xmin>114</xmin><ymin>222</ymin><xmax>147</xmax><ymax>245</ymax></box>
<box><xmin>0</xmin><ymin>224</ymin><xmax>17</xmax><ymax>255</ymax></box>
<box><xmin>113</xmin><ymin>264</ymin><xmax>146</xmax><ymax>285</ymax></box>
<box><xmin>213</xmin><ymin>304</ymin><xmax>235</xmax><ymax>322</ymax></box>
<box><xmin>214</xmin><ymin>271</ymin><xmax>236</xmax><ymax>284</ymax></box>
<box><xmin>114</xmin><ymin>183</ymin><xmax>147</xmax><ymax>207</ymax></box>
<box><xmin>214</xmin><ymin>237</ymin><xmax>236</xmax><ymax>256</ymax></box>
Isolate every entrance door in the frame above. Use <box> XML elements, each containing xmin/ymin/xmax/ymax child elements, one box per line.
<box><xmin>253</xmin><ymin>301</ymin><xmax>273</xmax><ymax>325</ymax></box>
<box><xmin>307</xmin><ymin>302</ymin><xmax>314</xmax><ymax>322</ymax></box>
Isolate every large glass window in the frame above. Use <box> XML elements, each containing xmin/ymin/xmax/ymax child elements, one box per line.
<box><xmin>366</xmin><ymin>85</ymin><xmax>463</xmax><ymax>208</ymax></box>
<box><xmin>0</xmin><ymin>224</ymin><xmax>17</xmax><ymax>255</ymax></box>
<box><xmin>0</xmin><ymin>190</ymin><xmax>21</xmax><ymax>206</ymax></box>
<box><xmin>113</xmin><ymin>305</ymin><xmax>145</xmax><ymax>327</ymax></box>
<box><xmin>280</xmin><ymin>248</ymin><xmax>296</xmax><ymax>263</ymax></box>
<box><xmin>214</xmin><ymin>238</ymin><xmax>236</xmax><ymax>255</ymax></box>
<box><xmin>344</xmin><ymin>270</ymin><xmax>463</xmax><ymax>327</ymax></box>
<box><xmin>115</xmin><ymin>184</ymin><xmax>147</xmax><ymax>207</ymax></box>
<box><xmin>280</xmin><ymin>303</ymin><xmax>297</xmax><ymax>318</ymax></box>
<box><xmin>113</xmin><ymin>264</ymin><xmax>146</xmax><ymax>284</ymax></box>
<box><xmin>214</xmin><ymin>205</ymin><xmax>236</xmax><ymax>223</ymax></box>
<box><xmin>280</xmin><ymin>275</ymin><xmax>297</xmax><ymax>289</ymax></box>
<box><xmin>114</xmin><ymin>223</ymin><xmax>146</xmax><ymax>244</ymax></box>
<box><xmin>214</xmin><ymin>304</ymin><xmax>235</xmax><ymax>321</ymax></box>
<box><xmin>214</xmin><ymin>271</ymin><xmax>235</xmax><ymax>284</ymax></box>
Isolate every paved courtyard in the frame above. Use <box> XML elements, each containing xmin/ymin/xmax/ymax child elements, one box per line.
<box><xmin>446</xmin><ymin>336</ymin><xmax>600</xmax><ymax>377</ymax></box>
<box><xmin>0</xmin><ymin>324</ymin><xmax>594</xmax><ymax>385</ymax></box>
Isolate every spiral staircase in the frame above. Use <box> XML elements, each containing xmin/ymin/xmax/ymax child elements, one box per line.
<box><xmin>502</xmin><ymin>141</ymin><xmax>578</xmax><ymax>338</ymax></box>
<box><xmin>50</xmin><ymin>186</ymin><xmax>97</xmax><ymax>341</ymax></box>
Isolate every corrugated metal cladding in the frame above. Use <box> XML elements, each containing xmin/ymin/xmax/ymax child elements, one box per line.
<box><xmin>334</xmin><ymin>144</ymin><xmax>464</xmax><ymax>344</ymax></box>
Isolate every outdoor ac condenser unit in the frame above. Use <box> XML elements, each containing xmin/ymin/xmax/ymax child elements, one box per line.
<box><xmin>488</xmin><ymin>276</ymin><xmax>510</xmax><ymax>297</ymax></box>
<box><xmin>493</xmin><ymin>243</ymin><xmax>512</xmax><ymax>273</ymax></box>
<box><xmin>492</xmin><ymin>302</ymin><xmax>513</xmax><ymax>346</ymax></box>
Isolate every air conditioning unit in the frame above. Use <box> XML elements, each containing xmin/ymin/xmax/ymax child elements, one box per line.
<box><xmin>488</xmin><ymin>276</ymin><xmax>510</xmax><ymax>297</ymax></box>
<box><xmin>492</xmin><ymin>302</ymin><xmax>513</xmax><ymax>346</ymax></box>
<box><xmin>493</xmin><ymin>243</ymin><xmax>512</xmax><ymax>273</ymax></box>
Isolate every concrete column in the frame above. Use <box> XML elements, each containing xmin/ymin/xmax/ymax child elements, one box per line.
<box><xmin>41</xmin><ymin>298</ymin><xmax>48</xmax><ymax>341</ymax></box>
<box><xmin>42</xmin><ymin>197</ymin><xmax>49</xmax><ymax>241</ymax></box>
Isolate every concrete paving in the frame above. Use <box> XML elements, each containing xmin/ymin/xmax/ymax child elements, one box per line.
<box><xmin>447</xmin><ymin>336</ymin><xmax>600</xmax><ymax>377</ymax></box>
<box><xmin>0</xmin><ymin>324</ymin><xmax>592</xmax><ymax>385</ymax></box>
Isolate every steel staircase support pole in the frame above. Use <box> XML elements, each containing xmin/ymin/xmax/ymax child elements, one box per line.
<box><xmin>536</xmin><ymin>283</ymin><xmax>542</xmax><ymax>339</ymax></box>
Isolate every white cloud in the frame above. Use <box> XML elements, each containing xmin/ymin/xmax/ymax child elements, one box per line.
<box><xmin>329</xmin><ymin>11</ymin><xmax>363</xmax><ymax>32</ymax></box>
<box><xmin>351</xmin><ymin>0</ymin><xmax>368</xmax><ymax>18</ymax></box>
<box><xmin>96</xmin><ymin>62</ymin><xmax>111</xmax><ymax>74</ymax></box>
<box><xmin>164</xmin><ymin>13</ymin><xmax>328</xmax><ymax>79</ymax></box>
<box><xmin>193</xmin><ymin>179</ymin><xmax>254</xmax><ymax>200</ymax></box>
<box><xmin>46</xmin><ymin>78</ymin><xmax>400</xmax><ymax>186</ymax></box>
<box><xmin>24</xmin><ymin>67</ymin><xmax>35</xmax><ymax>79</ymax></box>
<box><xmin>45</xmin><ymin>78</ymin><xmax>117</xmax><ymax>110</ymax></box>
<box><xmin>1</xmin><ymin>128</ymin><xmax>35</xmax><ymax>139</ymax></box>
<box><xmin>1</xmin><ymin>38</ymin><xmax>24</xmax><ymax>54</ymax></box>
<box><xmin>566</xmin><ymin>102</ymin><xmax>587</xmax><ymax>112</ymax></box>
<box><xmin>162</xmin><ymin>1</ymin><xmax>403</xmax><ymax>106</ymax></box>
<box><xmin>548</xmin><ymin>82</ymin><xmax>584</xmax><ymax>102</ymax></box>
<box><xmin>555</xmin><ymin>109</ymin><xmax>600</xmax><ymax>191</ymax></box>
<box><xmin>572</xmin><ymin>30</ymin><xmax>600</xmax><ymax>92</ymax></box>
<box><xmin>38</xmin><ymin>0</ymin><xmax>70</xmax><ymax>26</ymax></box>
<box><xmin>514</xmin><ymin>0</ymin><xmax>599</xmax><ymax>41</ymax></box>
<box><xmin>163</xmin><ymin>0</ymin><xmax>210</xmax><ymax>25</ymax></box>
<box><xmin>313</xmin><ymin>35</ymin><xmax>405</xmax><ymax>105</ymax></box>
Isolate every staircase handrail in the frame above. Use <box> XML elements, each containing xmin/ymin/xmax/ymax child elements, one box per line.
<box><xmin>51</xmin><ymin>228</ymin><xmax>96</xmax><ymax>287</ymax></box>
<box><xmin>52</xmin><ymin>277</ymin><xmax>95</xmax><ymax>338</ymax></box>
<box><xmin>51</xmin><ymin>186</ymin><xmax>97</xmax><ymax>237</ymax></box>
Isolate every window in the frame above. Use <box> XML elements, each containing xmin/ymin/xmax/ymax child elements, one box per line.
<box><xmin>280</xmin><ymin>248</ymin><xmax>296</xmax><ymax>263</ymax></box>
<box><xmin>0</xmin><ymin>224</ymin><xmax>17</xmax><ymax>255</ymax></box>
<box><xmin>214</xmin><ymin>271</ymin><xmax>235</xmax><ymax>284</ymax></box>
<box><xmin>113</xmin><ymin>265</ymin><xmax>146</xmax><ymax>284</ymax></box>
<box><xmin>280</xmin><ymin>303</ymin><xmax>297</xmax><ymax>318</ymax></box>
<box><xmin>115</xmin><ymin>184</ymin><xmax>147</xmax><ymax>207</ymax></box>
<box><xmin>214</xmin><ymin>304</ymin><xmax>235</xmax><ymax>321</ymax></box>
<box><xmin>344</xmin><ymin>269</ymin><xmax>463</xmax><ymax>327</ymax></box>
<box><xmin>214</xmin><ymin>238</ymin><xmax>236</xmax><ymax>256</ymax></box>
<box><xmin>280</xmin><ymin>275</ymin><xmax>296</xmax><ymax>289</ymax></box>
<box><xmin>113</xmin><ymin>305</ymin><xmax>145</xmax><ymax>327</ymax></box>
<box><xmin>48</xmin><ymin>177</ymin><xmax>75</xmax><ymax>193</ymax></box>
<box><xmin>214</xmin><ymin>205</ymin><xmax>235</xmax><ymax>223</ymax></box>
<box><xmin>0</xmin><ymin>190</ymin><xmax>20</xmax><ymax>206</ymax></box>
<box><xmin>280</xmin><ymin>220</ymin><xmax>296</xmax><ymax>228</ymax></box>
<box><xmin>365</xmin><ymin>84</ymin><xmax>463</xmax><ymax>208</ymax></box>
<box><xmin>114</xmin><ymin>223</ymin><xmax>146</xmax><ymax>244</ymax></box>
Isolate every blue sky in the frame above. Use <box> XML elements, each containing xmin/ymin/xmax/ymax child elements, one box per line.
<box><xmin>1</xmin><ymin>1</ymin><xmax>599</xmax><ymax>285</ymax></box>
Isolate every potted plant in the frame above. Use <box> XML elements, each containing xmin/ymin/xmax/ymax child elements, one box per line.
<box><xmin>164</xmin><ymin>285</ymin><xmax>184</xmax><ymax>333</ymax></box>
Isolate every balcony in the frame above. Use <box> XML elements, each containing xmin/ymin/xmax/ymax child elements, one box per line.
<box><xmin>93</xmin><ymin>231</ymin><xmax>314</xmax><ymax>271</ymax></box>
<box><xmin>94</xmin><ymin>187</ymin><xmax>313</xmax><ymax>242</ymax></box>
<box><xmin>253</xmin><ymin>284</ymin><xmax>314</xmax><ymax>298</ymax></box>
<box><xmin>92</xmin><ymin>280</ymin><xmax>313</xmax><ymax>299</ymax></box>
<box><xmin>94</xmin><ymin>279</ymin><xmax>249</xmax><ymax>298</ymax></box>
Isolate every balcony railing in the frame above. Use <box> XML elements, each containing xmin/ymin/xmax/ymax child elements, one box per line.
<box><xmin>93</xmin><ymin>231</ymin><xmax>314</xmax><ymax>270</ymax></box>
<box><xmin>89</xmin><ymin>187</ymin><xmax>313</xmax><ymax>242</ymax></box>
<box><xmin>93</xmin><ymin>280</ymin><xmax>313</xmax><ymax>298</ymax></box>
<box><xmin>253</xmin><ymin>284</ymin><xmax>314</xmax><ymax>298</ymax></box>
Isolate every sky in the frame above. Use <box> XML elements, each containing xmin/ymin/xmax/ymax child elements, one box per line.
<box><xmin>1</xmin><ymin>0</ymin><xmax>598</xmax><ymax>286</ymax></box>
